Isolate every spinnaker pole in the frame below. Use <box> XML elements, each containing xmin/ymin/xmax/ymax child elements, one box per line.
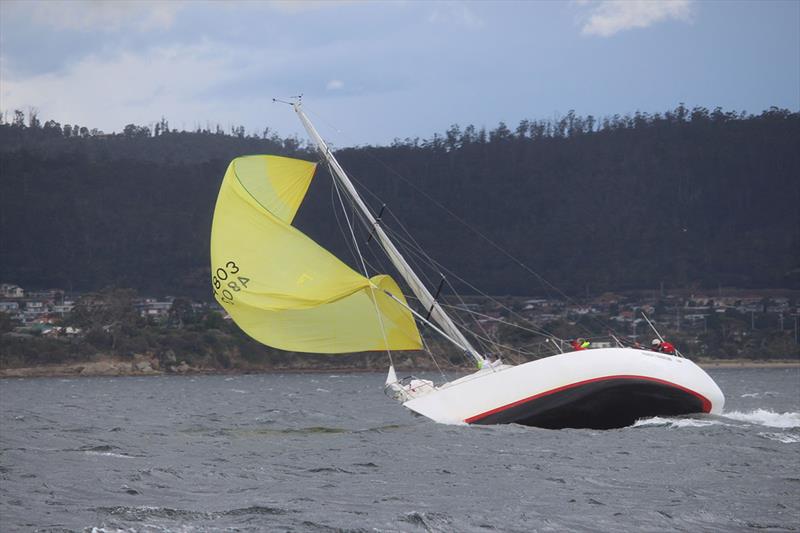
<box><xmin>293</xmin><ymin>102</ymin><xmax>485</xmax><ymax>367</ymax></box>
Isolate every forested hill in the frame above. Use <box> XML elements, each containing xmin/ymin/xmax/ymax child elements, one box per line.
<box><xmin>1</xmin><ymin>106</ymin><xmax>798</xmax><ymax>298</ymax></box>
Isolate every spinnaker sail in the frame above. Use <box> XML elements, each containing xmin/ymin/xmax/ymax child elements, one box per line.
<box><xmin>210</xmin><ymin>155</ymin><xmax>422</xmax><ymax>353</ymax></box>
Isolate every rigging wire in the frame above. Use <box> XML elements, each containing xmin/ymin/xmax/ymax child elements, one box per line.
<box><xmin>333</xmin><ymin>182</ymin><xmax>545</xmax><ymax>360</ymax></box>
<box><xmin>377</xmin><ymin>206</ymin><xmax>497</xmax><ymax>350</ymax></box>
<box><xmin>328</xmin><ymin>164</ymin><xmax>394</xmax><ymax>368</ymax></box>
<box><xmin>328</xmin><ymin>168</ymin><xmax>561</xmax><ymax>362</ymax></box>
<box><xmin>328</xmin><ymin>168</ymin><xmax>480</xmax><ymax>368</ymax></box>
<box><xmin>419</xmin><ymin>334</ymin><xmax>449</xmax><ymax>383</ymax></box>
<box><xmin>303</xmin><ymin>114</ymin><xmax>623</xmax><ymax>340</ymax></box>
<box><xmin>309</xmin><ymin>109</ymin><xmax>621</xmax><ymax>365</ymax></box>
<box><xmin>330</xmin><ymin>177</ymin><xmax>363</xmax><ymax>270</ymax></box>
<box><xmin>352</xmin><ymin>159</ymin><xmax>620</xmax><ymax>339</ymax></box>
<box><xmin>327</xmin><ymin>158</ymin><xmax>475</xmax><ymax>370</ymax></box>
<box><xmin>331</xmin><ymin>165</ymin><xmax>566</xmax><ymax>339</ymax></box>
<box><xmin>381</xmin><ymin>223</ymin><xmax>558</xmax><ymax>339</ymax></box>
<box><xmin>436</xmin><ymin>301</ymin><xmax>566</xmax><ymax>347</ymax></box>
<box><xmin>404</xmin><ymin>296</ymin><xmax>549</xmax><ymax>361</ymax></box>
<box><xmin>314</xmin><ymin>153</ymin><xmax>497</xmax><ymax>347</ymax></box>
<box><xmin>328</xmin><ymin>171</ymin><xmax>506</xmax><ymax>357</ymax></box>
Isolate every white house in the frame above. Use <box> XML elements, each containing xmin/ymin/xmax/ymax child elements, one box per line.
<box><xmin>0</xmin><ymin>284</ymin><xmax>24</xmax><ymax>298</ymax></box>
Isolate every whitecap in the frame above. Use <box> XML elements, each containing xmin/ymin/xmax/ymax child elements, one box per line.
<box><xmin>230</xmin><ymin>389</ymin><xmax>248</xmax><ymax>394</ymax></box>
<box><xmin>740</xmin><ymin>391</ymin><xmax>778</xmax><ymax>399</ymax></box>
<box><xmin>722</xmin><ymin>409</ymin><xmax>800</xmax><ymax>428</ymax></box>
<box><xmin>84</xmin><ymin>451</ymin><xmax>135</xmax><ymax>459</ymax></box>
<box><xmin>633</xmin><ymin>416</ymin><xmax>721</xmax><ymax>429</ymax></box>
<box><xmin>758</xmin><ymin>432</ymin><xmax>800</xmax><ymax>444</ymax></box>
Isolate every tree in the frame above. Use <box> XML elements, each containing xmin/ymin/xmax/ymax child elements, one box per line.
<box><xmin>68</xmin><ymin>289</ymin><xmax>140</xmax><ymax>352</ymax></box>
<box><xmin>0</xmin><ymin>311</ymin><xmax>19</xmax><ymax>333</ymax></box>
<box><xmin>12</xmin><ymin>109</ymin><xmax>25</xmax><ymax>128</ymax></box>
<box><xmin>28</xmin><ymin>107</ymin><xmax>41</xmax><ymax>129</ymax></box>
<box><xmin>168</xmin><ymin>297</ymin><xmax>195</xmax><ymax>328</ymax></box>
<box><xmin>43</xmin><ymin>120</ymin><xmax>62</xmax><ymax>137</ymax></box>
<box><xmin>123</xmin><ymin>124</ymin><xmax>150</xmax><ymax>138</ymax></box>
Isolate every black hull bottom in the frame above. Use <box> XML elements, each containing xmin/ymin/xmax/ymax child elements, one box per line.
<box><xmin>471</xmin><ymin>378</ymin><xmax>709</xmax><ymax>430</ymax></box>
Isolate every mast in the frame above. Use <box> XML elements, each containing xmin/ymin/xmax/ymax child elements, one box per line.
<box><xmin>293</xmin><ymin>102</ymin><xmax>485</xmax><ymax>366</ymax></box>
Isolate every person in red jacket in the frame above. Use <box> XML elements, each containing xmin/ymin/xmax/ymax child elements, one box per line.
<box><xmin>651</xmin><ymin>338</ymin><xmax>676</xmax><ymax>355</ymax></box>
<box><xmin>570</xmin><ymin>338</ymin><xmax>590</xmax><ymax>351</ymax></box>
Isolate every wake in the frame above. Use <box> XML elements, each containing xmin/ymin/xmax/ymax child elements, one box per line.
<box><xmin>633</xmin><ymin>409</ymin><xmax>800</xmax><ymax>435</ymax></box>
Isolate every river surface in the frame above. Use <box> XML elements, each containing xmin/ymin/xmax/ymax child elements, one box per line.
<box><xmin>1</xmin><ymin>367</ymin><xmax>798</xmax><ymax>532</ymax></box>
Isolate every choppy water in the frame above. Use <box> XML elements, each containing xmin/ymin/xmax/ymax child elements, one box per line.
<box><xmin>1</xmin><ymin>367</ymin><xmax>798</xmax><ymax>532</ymax></box>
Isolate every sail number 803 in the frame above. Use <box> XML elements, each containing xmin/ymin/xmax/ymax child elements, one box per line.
<box><xmin>212</xmin><ymin>261</ymin><xmax>250</xmax><ymax>305</ymax></box>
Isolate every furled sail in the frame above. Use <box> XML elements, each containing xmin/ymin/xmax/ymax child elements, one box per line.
<box><xmin>210</xmin><ymin>155</ymin><xmax>422</xmax><ymax>353</ymax></box>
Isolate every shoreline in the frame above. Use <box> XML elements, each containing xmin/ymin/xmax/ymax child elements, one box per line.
<box><xmin>1</xmin><ymin>358</ymin><xmax>797</xmax><ymax>379</ymax></box>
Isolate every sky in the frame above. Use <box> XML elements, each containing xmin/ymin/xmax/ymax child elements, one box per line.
<box><xmin>1</xmin><ymin>0</ymin><xmax>798</xmax><ymax>146</ymax></box>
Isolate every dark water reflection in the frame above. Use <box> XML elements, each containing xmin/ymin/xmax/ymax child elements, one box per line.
<box><xmin>1</xmin><ymin>367</ymin><xmax>798</xmax><ymax>532</ymax></box>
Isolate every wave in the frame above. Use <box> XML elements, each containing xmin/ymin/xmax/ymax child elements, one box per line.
<box><xmin>758</xmin><ymin>432</ymin><xmax>800</xmax><ymax>444</ymax></box>
<box><xmin>740</xmin><ymin>391</ymin><xmax>778</xmax><ymax>399</ymax></box>
<box><xmin>722</xmin><ymin>409</ymin><xmax>800</xmax><ymax>428</ymax></box>
<box><xmin>84</xmin><ymin>451</ymin><xmax>135</xmax><ymax>459</ymax></box>
<box><xmin>632</xmin><ymin>409</ymin><xmax>800</xmax><ymax>435</ymax></box>
<box><xmin>633</xmin><ymin>416</ymin><xmax>722</xmax><ymax>429</ymax></box>
<box><xmin>93</xmin><ymin>505</ymin><xmax>289</xmax><ymax>522</ymax></box>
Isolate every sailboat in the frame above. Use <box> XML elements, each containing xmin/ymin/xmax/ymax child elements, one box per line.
<box><xmin>210</xmin><ymin>101</ymin><xmax>725</xmax><ymax>429</ymax></box>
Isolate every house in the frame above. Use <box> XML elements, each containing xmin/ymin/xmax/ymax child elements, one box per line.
<box><xmin>51</xmin><ymin>301</ymin><xmax>75</xmax><ymax>316</ymax></box>
<box><xmin>0</xmin><ymin>301</ymin><xmax>20</xmax><ymax>313</ymax></box>
<box><xmin>136</xmin><ymin>298</ymin><xmax>174</xmax><ymax>320</ymax></box>
<box><xmin>20</xmin><ymin>300</ymin><xmax>51</xmax><ymax>323</ymax></box>
<box><xmin>0</xmin><ymin>284</ymin><xmax>24</xmax><ymax>298</ymax></box>
<box><xmin>26</xmin><ymin>289</ymin><xmax>64</xmax><ymax>304</ymax></box>
<box><xmin>42</xmin><ymin>326</ymin><xmax>82</xmax><ymax>337</ymax></box>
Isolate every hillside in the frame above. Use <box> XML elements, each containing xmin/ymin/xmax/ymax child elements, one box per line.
<box><xmin>1</xmin><ymin>106</ymin><xmax>798</xmax><ymax>298</ymax></box>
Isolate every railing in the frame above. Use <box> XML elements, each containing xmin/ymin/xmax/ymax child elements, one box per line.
<box><xmin>492</xmin><ymin>334</ymin><xmax>685</xmax><ymax>362</ymax></box>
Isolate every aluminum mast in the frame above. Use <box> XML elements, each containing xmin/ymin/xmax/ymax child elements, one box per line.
<box><xmin>293</xmin><ymin>102</ymin><xmax>485</xmax><ymax>366</ymax></box>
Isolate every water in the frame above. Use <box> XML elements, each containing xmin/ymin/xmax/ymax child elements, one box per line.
<box><xmin>1</xmin><ymin>367</ymin><xmax>798</xmax><ymax>532</ymax></box>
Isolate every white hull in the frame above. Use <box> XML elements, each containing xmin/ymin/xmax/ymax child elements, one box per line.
<box><xmin>401</xmin><ymin>348</ymin><xmax>724</xmax><ymax>429</ymax></box>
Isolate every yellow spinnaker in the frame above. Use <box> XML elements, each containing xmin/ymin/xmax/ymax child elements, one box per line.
<box><xmin>210</xmin><ymin>155</ymin><xmax>422</xmax><ymax>353</ymax></box>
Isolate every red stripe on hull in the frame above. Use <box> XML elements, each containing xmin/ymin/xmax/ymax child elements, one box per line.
<box><xmin>464</xmin><ymin>374</ymin><xmax>712</xmax><ymax>424</ymax></box>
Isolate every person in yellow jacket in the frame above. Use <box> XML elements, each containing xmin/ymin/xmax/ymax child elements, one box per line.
<box><xmin>570</xmin><ymin>338</ymin><xmax>591</xmax><ymax>351</ymax></box>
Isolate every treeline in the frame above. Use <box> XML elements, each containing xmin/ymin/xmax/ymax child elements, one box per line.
<box><xmin>0</xmin><ymin>105</ymin><xmax>798</xmax><ymax>298</ymax></box>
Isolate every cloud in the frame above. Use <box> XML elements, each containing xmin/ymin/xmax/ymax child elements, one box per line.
<box><xmin>428</xmin><ymin>2</ymin><xmax>485</xmax><ymax>29</ymax></box>
<box><xmin>0</xmin><ymin>42</ymin><xmax>249</xmax><ymax>130</ymax></box>
<box><xmin>580</xmin><ymin>0</ymin><xmax>692</xmax><ymax>37</ymax></box>
<box><xmin>326</xmin><ymin>79</ymin><xmax>345</xmax><ymax>91</ymax></box>
<box><xmin>16</xmin><ymin>0</ymin><xmax>186</xmax><ymax>32</ymax></box>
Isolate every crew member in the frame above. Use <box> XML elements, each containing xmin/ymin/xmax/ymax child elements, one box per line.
<box><xmin>571</xmin><ymin>338</ymin><xmax>590</xmax><ymax>351</ymax></box>
<box><xmin>651</xmin><ymin>338</ymin><xmax>676</xmax><ymax>355</ymax></box>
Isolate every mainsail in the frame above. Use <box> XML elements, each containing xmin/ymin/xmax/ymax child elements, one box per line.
<box><xmin>210</xmin><ymin>155</ymin><xmax>422</xmax><ymax>353</ymax></box>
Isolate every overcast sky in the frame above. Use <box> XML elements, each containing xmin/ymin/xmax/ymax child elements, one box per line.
<box><xmin>1</xmin><ymin>0</ymin><xmax>798</xmax><ymax>146</ymax></box>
